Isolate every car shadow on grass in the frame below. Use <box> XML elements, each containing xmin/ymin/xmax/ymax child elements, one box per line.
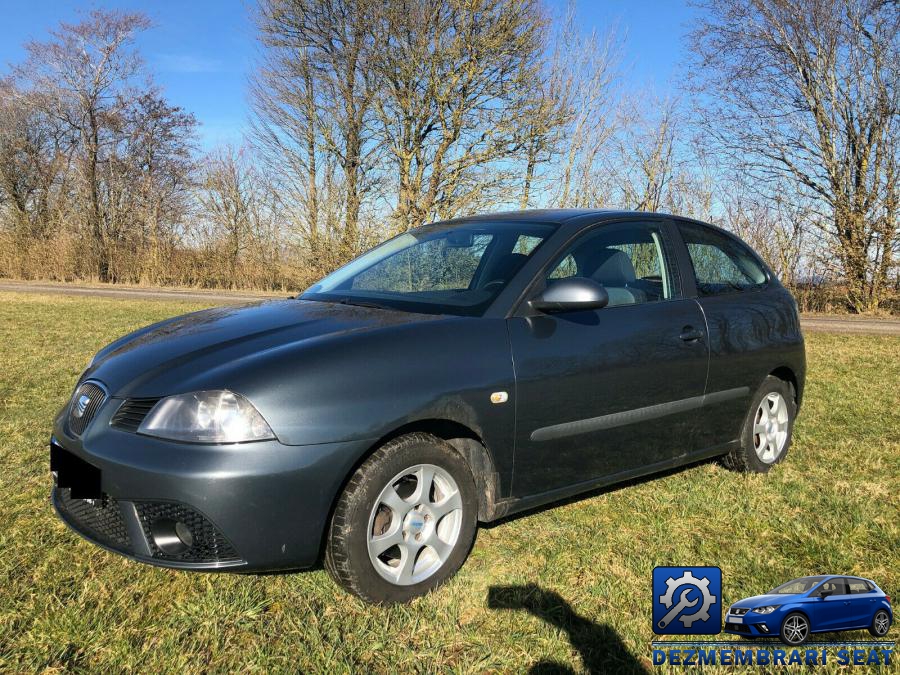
<box><xmin>488</xmin><ymin>584</ymin><xmax>649</xmax><ymax>674</ymax></box>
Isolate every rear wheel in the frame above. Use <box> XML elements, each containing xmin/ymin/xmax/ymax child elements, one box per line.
<box><xmin>723</xmin><ymin>375</ymin><xmax>795</xmax><ymax>473</ymax></box>
<box><xmin>780</xmin><ymin>613</ymin><xmax>810</xmax><ymax>646</ymax></box>
<box><xmin>324</xmin><ymin>433</ymin><xmax>478</xmax><ymax>604</ymax></box>
<box><xmin>869</xmin><ymin>609</ymin><xmax>891</xmax><ymax>637</ymax></box>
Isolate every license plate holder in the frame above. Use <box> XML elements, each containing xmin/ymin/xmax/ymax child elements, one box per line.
<box><xmin>729</xmin><ymin>616</ymin><xmax>743</xmax><ymax>624</ymax></box>
<box><xmin>50</xmin><ymin>442</ymin><xmax>102</xmax><ymax>499</ymax></box>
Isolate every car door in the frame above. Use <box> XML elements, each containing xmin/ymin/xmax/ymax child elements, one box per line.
<box><xmin>507</xmin><ymin>219</ymin><xmax>709</xmax><ymax>498</ymax></box>
<box><xmin>811</xmin><ymin>578</ymin><xmax>853</xmax><ymax>631</ymax></box>
<box><xmin>847</xmin><ymin>578</ymin><xmax>878</xmax><ymax>628</ymax></box>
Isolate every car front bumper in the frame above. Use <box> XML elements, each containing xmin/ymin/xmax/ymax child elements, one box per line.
<box><xmin>50</xmin><ymin>405</ymin><xmax>374</xmax><ymax>572</ymax></box>
<box><xmin>724</xmin><ymin>616</ymin><xmax>779</xmax><ymax>638</ymax></box>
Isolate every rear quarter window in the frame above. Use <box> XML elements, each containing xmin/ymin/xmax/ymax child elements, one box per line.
<box><xmin>678</xmin><ymin>222</ymin><xmax>768</xmax><ymax>296</ymax></box>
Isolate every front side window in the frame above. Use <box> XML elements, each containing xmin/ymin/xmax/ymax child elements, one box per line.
<box><xmin>303</xmin><ymin>221</ymin><xmax>555</xmax><ymax>316</ymax></box>
<box><xmin>544</xmin><ymin>221</ymin><xmax>674</xmax><ymax>307</ymax></box>
<box><xmin>816</xmin><ymin>578</ymin><xmax>850</xmax><ymax>596</ymax></box>
<box><xmin>679</xmin><ymin>221</ymin><xmax>768</xmax><ymax>296</ymax></box>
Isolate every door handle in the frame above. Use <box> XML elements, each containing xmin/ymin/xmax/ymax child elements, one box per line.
<box><xmin>679</xmin><ymin>327</ymin><xmax>704</xmax><ymax>342</ymax></box>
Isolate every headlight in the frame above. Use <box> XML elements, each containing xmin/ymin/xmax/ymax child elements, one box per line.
<box><xmin>752</xmin><ymin>605</ymin><xmax>780</xmax><ymax>614</ymax></box>
<box><xmin>138</xmin><ymin>390</ymin><xmax>275</xmax><ymax>443</ymax></box>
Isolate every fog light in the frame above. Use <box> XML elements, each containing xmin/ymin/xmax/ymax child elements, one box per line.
<box><xmin>150</xmin><ymin>518</ymin><xmax>194</xmax><ymax>554</ymax></box>
<box><xmin>758</xmin><ymin>624</ymin><xmax>770</xmax><ymax>633</ymax></box>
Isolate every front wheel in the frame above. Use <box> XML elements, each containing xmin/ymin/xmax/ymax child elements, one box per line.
<box><xmin>723</xmin><ymin>375</ymin><xmax>796</xmax><ymax>473</ymax></box>
<box><xmin>324</xmin><ymin>433</ymin><xmax>478</xmax><ymax>604</ymax></box>
<box><xmin>780</xmin><ymin>613</ymin><xmax>810</xmax><ymax>646</ymax></box>
<box><xmin>869</xmin><ymin>609</ymin><xmax>891</xmax><ymax>637</ymax></box>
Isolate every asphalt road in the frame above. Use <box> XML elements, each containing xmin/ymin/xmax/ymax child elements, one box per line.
<box><xmin>1</xmin><ymin>280</ymin><xmax>898</xmax><ymax>335</ymax></box>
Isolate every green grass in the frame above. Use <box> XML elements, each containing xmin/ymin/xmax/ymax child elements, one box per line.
<box><xmin>0</xmin><ymin>291</ymin><xmax>898</xmax><ymax>673</ymax></box>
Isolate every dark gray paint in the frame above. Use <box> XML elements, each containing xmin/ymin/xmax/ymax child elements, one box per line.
<box><xmin>51</xmin><ymin>209</ymin><xmax>806</xmax><ymax>572</ymax></box>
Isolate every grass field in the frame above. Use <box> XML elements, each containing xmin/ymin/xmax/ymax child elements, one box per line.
<box><xmin>0</xmin><ymin>291</ymin><xmax>898</xmax><ymax>673</ymax></box>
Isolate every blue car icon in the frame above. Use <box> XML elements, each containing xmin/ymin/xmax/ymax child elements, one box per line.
<box><xmin>725</xmin><ymin>575</ymin><xmax>892</xmax><ymax>645</ymax></box>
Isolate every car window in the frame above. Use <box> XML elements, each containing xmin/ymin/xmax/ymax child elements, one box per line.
<box><xmin>848</xmin><ymin>579</ymin><xmax>874</xmax><ymax>594</ymax></box>
<box><xmin>544</xmin><ymin>222</ymin><xmax>675</xmax><ymax>307</ymax></box>
<box><xmin>769</xmin><ymin>576</ymin><xmax>826</xmax><ymax>594</ymax></box>
<box><xmin>353</xmin><ymin>234</ymin><xmax>493</xmax><ymax>293</ymax></box>
<box><xmin>817</xmin><ymin>578</ymin><xmax>850</xmax><ymax>596</ymax></box>
<box><xmin>304</xmin><ymin>221</ymin><xmax>555</xmax><ymax>317</ymax></box>
<box><xmin>678</xmin><ymin>221</ymin><xmax>767</xmax><ymax>296</ymax></box>
<box><xmin>514</xmin><ymin>235</ymin><xmax>543</xmax><ymax>255</ymax></box>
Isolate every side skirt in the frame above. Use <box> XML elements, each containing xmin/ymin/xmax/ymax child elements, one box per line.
<box><xmin>484</xmin><ymin>440</ymin><xmax>737</xmax><ymax>522</ymax></box>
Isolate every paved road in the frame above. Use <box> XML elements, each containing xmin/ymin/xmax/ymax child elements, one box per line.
<box><xmin>1</xmin><ymin>280</ymin><xmax>898</xmax><ymax>335</ymax></box>
<box><xmin>0</xmin><ymin>280</ymin><xmax>280</xmax><ymax>304</ymax></box>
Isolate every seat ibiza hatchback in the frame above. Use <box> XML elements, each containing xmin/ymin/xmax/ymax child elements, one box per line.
<box><xmin>725</xmin><ymin>575</ymin><xmax>893</xmax><ymax>644</ymax></box>
<box><xmin>50</xmin><ymin>210</ymin><xmax>806</xmax><ymax>603</ymax></box>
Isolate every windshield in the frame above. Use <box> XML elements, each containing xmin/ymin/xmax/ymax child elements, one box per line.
<box><xmin>768</xmin><ymin>576</ymin><xmax>827</xmax><ymax>594</ymax></box>
<box><xmin>302</xmin><ymin>221</ymin><xmax>556</xmax><ymax>316</ymax></box>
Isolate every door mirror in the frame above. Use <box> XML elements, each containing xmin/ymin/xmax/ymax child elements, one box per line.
<box><xmin>529</xmin><ymin>278</ymin><xmax>609</xmax><ymax>313</ymax></box>
<box><xmin>819</xmin><ymin>590</ymin><xmax>833</xmax><ymax>599</ymax></box>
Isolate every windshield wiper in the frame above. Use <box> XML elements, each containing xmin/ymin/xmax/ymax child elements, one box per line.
<box><xmin>334</xmin><ymin>297</ymin><xmax>388</xmax><ymax>310</ymax></box>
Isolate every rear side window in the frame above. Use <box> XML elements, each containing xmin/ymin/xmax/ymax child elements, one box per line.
<box><xmin>678</xmin><ymin>222</ymin><xmax>767</xmax><ymax>296</ymax></box>
<box><xmin>848</xmin><ymin>579</ymin><xmax>874</xmax><ymax>593</ymax></box>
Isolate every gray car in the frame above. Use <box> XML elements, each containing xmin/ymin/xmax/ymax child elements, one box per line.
<box><xmin>51</xmin><ymin>210</ymin><xmax>805</xmax><ymax>603</ymax></box>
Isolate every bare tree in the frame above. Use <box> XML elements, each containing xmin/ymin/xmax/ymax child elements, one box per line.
<box><xmin>14</xmin><ymin>10</ymin><xmax>152</xmax><ymax>280</ymax></box>
<box><xmin>254</xmin><ymin>0</ymin><xmax>381</xmax><ymax>255</ymax></box>
<box><xmin>689</xmin><ymin>0</ymin><xmax>899</xmax><ymax>311</ymax></box>
<box><xmin>613</xmin><ymin>97</ymin><xmax>680</xmax><ymax>212</ymax></box>
<box><xmin>549</xmin><ymin>10</ymin><xmax>622</xmax><ymax>208</ymax></box>
<box><xmin>199</xmin><ymin>147</ymin><xmax>282</xmax><ymax>286</ymax></box>
<box><xmin>367</xmin><ymin>0</ymin><xmax>546</xmax><ymax>230</ymax></box>
<box><xmin>0</xmin><ymin>81</ymin><xmax>73</xmax><ymax>245</ymax></box>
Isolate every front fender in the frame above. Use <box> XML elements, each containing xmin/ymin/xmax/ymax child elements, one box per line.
<box><xmin>211</xmin><ymin>317</ymin><xmax>517</xmax><ymax>487</ymax></box>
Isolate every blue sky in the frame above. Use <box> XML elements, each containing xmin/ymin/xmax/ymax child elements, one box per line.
<box><xmin>0</xmin><ymin>0</ymin><xmax>699</xmax><ymax>149</ymax></box>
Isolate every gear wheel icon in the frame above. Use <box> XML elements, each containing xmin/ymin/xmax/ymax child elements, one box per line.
<box><xmin>658</xmin><ymin>570</ymin><xmax>717</xmax><ymax>627</ymax></box>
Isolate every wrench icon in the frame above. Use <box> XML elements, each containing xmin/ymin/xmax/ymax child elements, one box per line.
<box><xmin>657</xmin><ymin>588</ymin><xmax>698</xmax><ymax>629</ymax></box>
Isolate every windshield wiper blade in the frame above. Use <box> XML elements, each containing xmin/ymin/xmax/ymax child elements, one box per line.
<box><xmin>335</xmin><ymin>297</ymin><xmax>387</xmax><ymax>310</ymax></box>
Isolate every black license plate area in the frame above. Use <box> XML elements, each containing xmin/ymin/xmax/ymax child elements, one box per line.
<box><xmin>50</xmin><ymin>442</ymin><xmax>102</xmax><ymax>499</ymax></box>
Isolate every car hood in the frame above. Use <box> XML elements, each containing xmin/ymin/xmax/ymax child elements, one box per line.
<box><xmin>84</xmin><ymin>299</ymin><xmax>442</xmax><ymax>396</ymax></box>
<box><xmin>732</xmin><ymin>594</ymin><xmax>795</xmax><ymax>609</ymax></box>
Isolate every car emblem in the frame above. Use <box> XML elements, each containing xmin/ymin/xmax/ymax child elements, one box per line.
<box><xmin>74</xmin><ymin>393</ymin><xmax>91</xmax><ymax>418</ymax></box>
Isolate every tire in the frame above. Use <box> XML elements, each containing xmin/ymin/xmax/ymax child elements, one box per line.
<box><xmin>869</xmin><ymin>609</ymin><xmax>891</xmax><ymax>637</ymax></box>
<box><xmin>722</xmin><ymin>375</ymin><xmax>796</xmax><ymax>473</ymax></box>
<box><xmin>324</xmin><ymin>433</ymin><xmax>478</xmax><ymax>604</ymax></box>
<box><xmin>780</xmin><ymin>612</ymin><xmax>810</xmax><ymax>646</ymax></box>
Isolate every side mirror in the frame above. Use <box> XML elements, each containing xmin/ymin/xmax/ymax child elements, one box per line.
<box><xmin>529</xmin><ymin>277</ymin><xmax>609</xmax><ymax>314</ymax></box>
<box><xmin>818</xmin><ymin>590</ymin><xmax>833</xmax><ymax>599</ymax></box>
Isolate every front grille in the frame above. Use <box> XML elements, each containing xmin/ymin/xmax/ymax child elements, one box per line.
<box><xmin>730</xmin><ymin>607</ymin><xmax>750</xmax><ymax>616</ymax></box>
<box><xmin>135</xmin><ymin>502</ymin><xmax>240</xmax><ymax>564</ymax></box>
<box><xmin>68</xmin><ymin>381</ymin><xmax>107</xmax><ymax>435</ymax></box>
<box><xmin>110</xmin><ymin>398</ymin><xmax>161</xmax><ymax>432</ymax></box>
<box><xmin>55</xmin><ymin>488</ymin><xmax>130</xmax><ymax>549</ymax></box>
<box><xmin>726</xmin><ymin>622</ymin><xmax>751</xmax><ymax>633</ymax></box>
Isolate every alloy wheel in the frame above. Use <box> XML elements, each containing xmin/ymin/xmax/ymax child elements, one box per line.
<box><xmin>783</xmin><ymin>614</ymin><xmax>809</xmax><ymax>644</ymax></box>
<box><xmin>874</xmin><ymin>611</ymin><xmax>890</xmax><ymax>636</ymax></box>
<box><xmin>366</xmin><ymin>463</ymin><xmax>463</xmax><ymax>586</ymax></box>
<box><xmin>753</xmin><ymin>392</ymin><xmax>789</xmax><ymax>463</ymax></box>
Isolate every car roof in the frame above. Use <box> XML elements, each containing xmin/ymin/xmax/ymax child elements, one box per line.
<box><xmin>445</xmin><ymin>208</ymin><xmax>673</xmax><ymax>224</ymax></box>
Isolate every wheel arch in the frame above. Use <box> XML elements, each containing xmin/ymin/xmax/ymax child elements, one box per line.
<box><xmin>769</xmin><ymin>366</ymin><xmax>801</xmax><ymax>408</ymax></box>
<box><xmin>319</xmin><ymin>418</ymin><xmax>503</xmax><ymax>562</ymax></box>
